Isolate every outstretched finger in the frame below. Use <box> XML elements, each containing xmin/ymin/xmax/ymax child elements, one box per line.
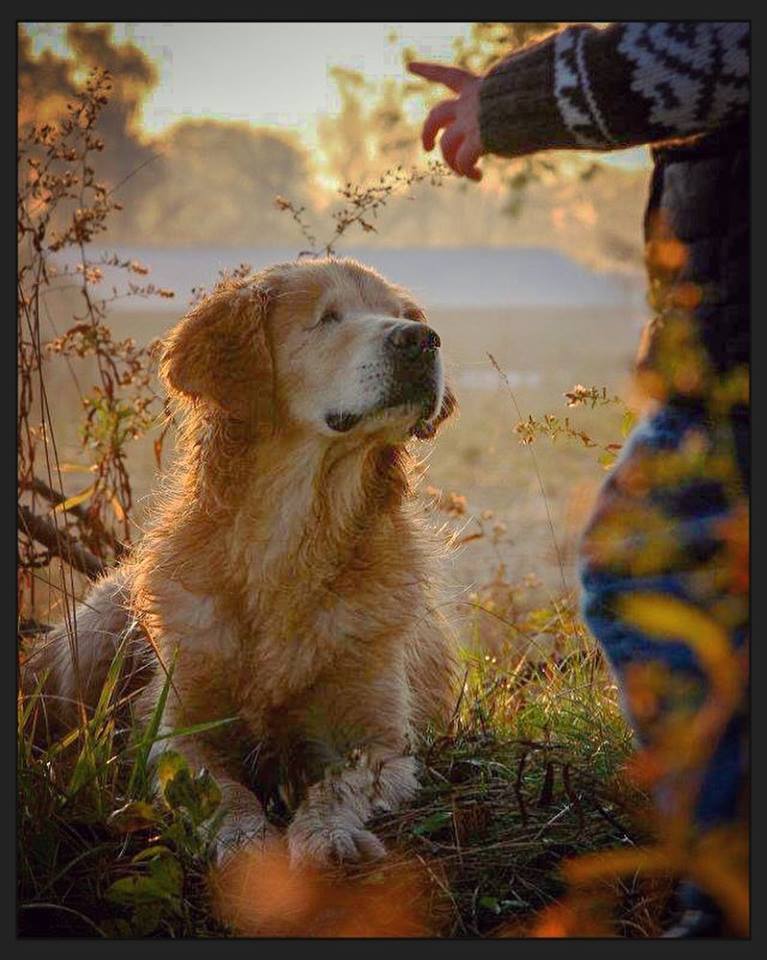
<box><xmin>439</xmin><ymin>125</ymin><xmax>465</xmax><ymax>173</ymax></box>
<box><xmin>422</xmin><ymin>100</ymin><xmax>457</xmax><ymax>152</ymax></box>
<box><xmin>408</xmin><ymin>61</ymin><xmax>476</xmax><ymax>93</ymax></box>
<box><xmin>455</xmin><ymin>137</ymin><xmax>483</xmax><ymax>181</ymax></box>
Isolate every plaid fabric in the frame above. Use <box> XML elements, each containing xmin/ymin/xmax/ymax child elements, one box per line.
<box><xmin>579</xmin><ymin>401</ymin><xmax>748</xmax><ymax>828</ymax></box>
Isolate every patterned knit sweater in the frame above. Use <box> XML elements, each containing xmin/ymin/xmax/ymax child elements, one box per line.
<box><xmin>479</xmin><ymin>22</ymin><xmax>750</xmax><ymax>157</ymax></box>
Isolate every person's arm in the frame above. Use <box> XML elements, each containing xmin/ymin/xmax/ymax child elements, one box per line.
<box><xmin>410</xmin><ymin>22</ymin><xmax>749</xmax><ymax>178</ymax></box>
<box><xmin>480</xmin><ymin>22</ymin><xmax>749</xmax><ymax>158</ymax></box>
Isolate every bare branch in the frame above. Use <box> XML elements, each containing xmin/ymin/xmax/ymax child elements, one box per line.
<box><xmin>21</xmin><ymin>474</ymin><xmax>125</xmax><ymax>557</ymax></box>
<box><xmin>18</xmin><ymin>506</ymin><xmax>106</xmax><ymax>580</ymax></box>
<box><xmin>23</xmin><ymin>475</ymin><xmax>92</xmax><ymax>523</ymax></box>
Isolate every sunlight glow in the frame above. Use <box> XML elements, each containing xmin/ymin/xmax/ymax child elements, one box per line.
<box><xmin>23</xmin><ymin>21</ymin><xmax>650</xmax><ymax>171</ymax></box>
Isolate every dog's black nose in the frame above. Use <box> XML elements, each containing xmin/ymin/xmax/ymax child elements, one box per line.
<box><xmin>387</xmin><ymin>323</ymin><xmax>441</xmax><ymax>360</ymax></box>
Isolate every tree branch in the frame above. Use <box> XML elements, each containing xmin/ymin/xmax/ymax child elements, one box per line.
<box><xmin>21</xmin><ymin>475</ymin><xmax>125</xmax><ymax>557</ymax></box>
<box><xmin>18</xmin><ymin>505</ymin><xmax>106</xmax><ymax>580</ymax></box>
<box><xmin>23</xmin><ymin>475</ymin><xmax>91</xmax><ymax>522</ymax></box>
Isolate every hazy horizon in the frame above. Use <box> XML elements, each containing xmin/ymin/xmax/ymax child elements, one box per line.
<box><xmin>55</xmin><ymin>244</ymin><xmax>646</xmax><ymax>314</ymax></box>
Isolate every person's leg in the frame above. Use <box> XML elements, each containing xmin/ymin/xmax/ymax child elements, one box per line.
<box><xmin>578</xmin><ymin>403</ymin><xmax>749</xmax><ymax>936</ymax></box>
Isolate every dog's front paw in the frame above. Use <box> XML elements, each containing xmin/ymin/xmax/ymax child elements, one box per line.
<box><xmin>212</xmin><ymin>815</ymin><xmax>279</xmax><ymax>866</ymax></box>
<box><xmin>287</xmin><ymin>818</ymin><xmax>387</xmax><ymax>867</ymax></box>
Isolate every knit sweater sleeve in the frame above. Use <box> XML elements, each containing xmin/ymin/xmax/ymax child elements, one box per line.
<box><xmin>479</xmin><ymin>22</ymin><xmax>750</xmax><ymax>158</ymax></box>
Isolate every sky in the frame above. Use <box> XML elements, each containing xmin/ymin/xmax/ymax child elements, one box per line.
<box><xmin>26</xmin><ymin>23</ymin><xmax>471</xmax><ymax>137</ymax></box>
<box><xmin>25</xmin><ymin>22</ymin><xmax>649</xmax><ymax>170</ymax></box>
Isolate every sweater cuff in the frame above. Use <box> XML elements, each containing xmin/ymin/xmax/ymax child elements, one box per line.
<box><xmin>479</xmin><ymin>25</ymin><xmax>597</xmax><ymax>158</ymax></box>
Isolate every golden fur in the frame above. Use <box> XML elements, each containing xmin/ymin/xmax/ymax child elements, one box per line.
<box><xmin>25</xmin><ymin>257</ymin><xmax>458</xmax><ymax>865</ymax></box>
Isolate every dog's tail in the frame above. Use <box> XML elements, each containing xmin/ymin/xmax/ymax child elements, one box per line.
<box><xmin>19</xmin><ymin>567</ymin><xmax>152</xmax><ymax>745</ymax></box>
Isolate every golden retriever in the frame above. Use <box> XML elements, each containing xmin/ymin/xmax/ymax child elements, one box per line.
<box><xmin>25</xmin><ymin>256</ymin><xmax>458</xmax><ymax>866</ymax></box>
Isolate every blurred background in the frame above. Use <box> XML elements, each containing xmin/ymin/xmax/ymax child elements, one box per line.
<box><xmin>20</xmin><ymin>21</ymin><xmax>653</xmax><ymax>620</ymax></box>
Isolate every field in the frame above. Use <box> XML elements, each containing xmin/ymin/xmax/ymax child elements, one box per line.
<box><xmin>20</xmin><ymin>288</ymin><xmax>674</xmax><ymax>937</ymax></box>
<box><xmin>30</xmin><ymin>297</ymin><xmax>645</xmax><ymax>624</ymax></box>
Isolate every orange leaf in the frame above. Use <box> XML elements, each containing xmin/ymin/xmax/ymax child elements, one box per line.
<box><xmin>110</xmin><ymin>494</ymin><xmax>126</xmax><ymax>522</ymax></box>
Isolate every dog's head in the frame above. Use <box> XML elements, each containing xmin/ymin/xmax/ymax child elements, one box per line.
<box><xmin>160</xmin><ymin>257</ymin><xmax>456</xmax><ymax>443</ymax></box>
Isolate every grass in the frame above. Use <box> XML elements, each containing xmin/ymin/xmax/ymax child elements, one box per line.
<box><xmin>18</xmin><ymin>646</ymin><xmax>229</xmax><ymax>938</ymax></box>
<box><xmin>18</xmin><ymin>582</ymin><xmax>670</xmax><ymax>939</ymax></box>
<box><xmin>360</xmin><ymin>602</ymin><xmax>671</xmax><ymax>938</ymax></box>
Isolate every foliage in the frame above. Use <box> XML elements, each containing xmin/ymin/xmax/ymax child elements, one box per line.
<box><xmin>19</xmin><ymin>667</ymin><xmax>230</xmax><ymax>937</ymax></box>
<box><xmin>276</xmin><ymin>160</ymin><xmax>448</xmax><ymax>257</ymax></box>
<box><xmin>18</xmin><ymin>68</ymin><xmax>172</xmax><ymax>620</ymax></box>
<box><xmin>513</xmin><ymin>383</ymin><xmax>638</xmax><ymax>470</ymax></box>
<box><xmin>17</xmin><ymin>591</ymin><xmax>648</xmax><ymax>937</ymax></box>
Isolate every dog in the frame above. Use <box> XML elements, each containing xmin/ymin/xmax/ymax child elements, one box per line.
<box><xmin>24</xmin><ymin>257</ymin><xmax>458</xmax><ymax>866</ymax></box>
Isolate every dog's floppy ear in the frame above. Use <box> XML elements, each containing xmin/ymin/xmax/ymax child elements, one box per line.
<box><xmin>159</xmin><ymin>277</ymin><xmax>276</xmax><ymax>420</ymax></box>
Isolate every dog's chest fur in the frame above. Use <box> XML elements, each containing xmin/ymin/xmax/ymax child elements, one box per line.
<box><xmin>150</xmin><ymin>508</ymin><xmax>425</xmax><ymax>711</ymax></box>
<box><xmin>238</xmin><ymin>529</ymin><xmax>426</xmax><ymax>707</ymax></box>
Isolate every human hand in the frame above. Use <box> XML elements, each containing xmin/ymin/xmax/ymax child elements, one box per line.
<box><xmin>407</xmin><ymin>62</ymin><xmax>485</xmax><ymax>181</ymax></box>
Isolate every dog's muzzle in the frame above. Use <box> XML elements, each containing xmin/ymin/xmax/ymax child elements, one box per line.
<box><xmin>325</xmin><ymin>321</ymin><xmax>443</xmax><ymax>435</ymax></box>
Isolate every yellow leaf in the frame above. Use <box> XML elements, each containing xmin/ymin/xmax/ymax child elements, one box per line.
<box><xmin>617</xmin><ymin>593</ymin><xmax>741</xmax><ymax>707</ymax></box>
<box><xmin>51</xmin><ymin>484</ymin><xmax>95</xmax><ymax>513</ymax></box>
<box><xmin>57</xmin><ymin>462</ymin><xmax>96</xmax><ymax>474</ymax></box>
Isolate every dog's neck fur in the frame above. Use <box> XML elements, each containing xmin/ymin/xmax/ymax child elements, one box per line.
<box><xmin>235</xmin><ymin>430</ymin><xmax>410</xmax><ymax>574</ymax></box>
